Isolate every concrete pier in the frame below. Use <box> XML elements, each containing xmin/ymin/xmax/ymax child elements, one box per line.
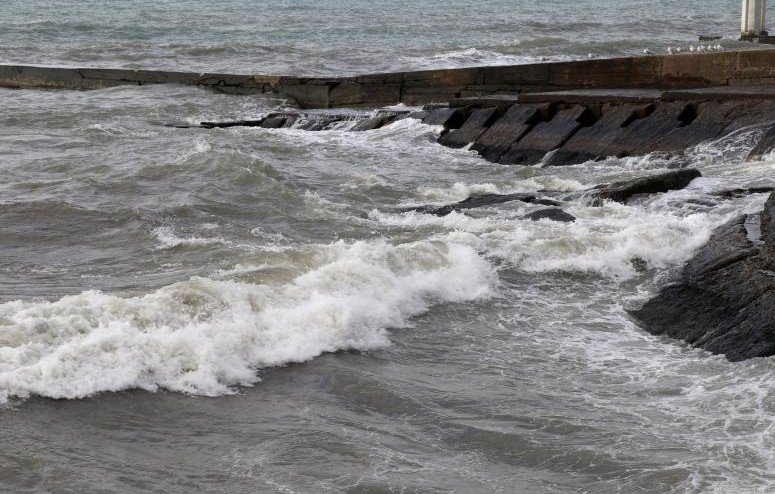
<box><xmin>2</xmin><ymin>49</ymin><xmax>775</xmax><ymax>108</ymax></box>
<box><xmin>741</xmin><ymin>0</ymin><xmax>768</xmax><ymax>39</ymax></box>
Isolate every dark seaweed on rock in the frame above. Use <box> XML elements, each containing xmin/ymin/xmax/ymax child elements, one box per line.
<box><xmin>631</xmin><ymin>192</ymin><xmax>775</xmax><ymax>361</ymax></box>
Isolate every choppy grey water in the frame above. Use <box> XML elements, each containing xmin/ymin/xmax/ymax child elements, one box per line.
<box><xmin>1</xmin><ymin>2</ymin><xmax>775</xmax><ymax>493</ymax></box>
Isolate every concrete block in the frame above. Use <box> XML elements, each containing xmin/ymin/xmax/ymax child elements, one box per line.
<box><xmin>438</xmin><ymin>107</ymin><xmax>504</xmax><ymax>148</ymax></box>
<box><xmin>654</xmin><ymin>102</ymin><xmax>737</xmax><ymax>151</ymax></box>
<box><xmin>329</xmin><ymin>82</ymin><xmax>401</xmax><ymax>107</ymax></box>
<box><xmin>500</xmin><ymin>105</ymin><xmax>594</xmax><ymax>165</ymax></box>
<box><xmin>546</xmin><ymin>104</ymin><xmax>651</xmax><ymax>166</ymax></box>
<box><xmin>421</xmin><ymin>108</ymin><xmax>468</xmax><ymax>128</ymax></box>
<box><xmin>605</xmin><ymin>101</ymin><xmax>693</xmax><ymax>156</ymax></box>
<box><xmin>470</xmin><ymin>104</ymin><xmax>548</xmax><ymax>162</ymax></box>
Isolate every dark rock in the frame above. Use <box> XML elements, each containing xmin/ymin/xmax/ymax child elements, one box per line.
<box><xmin>470</xmin><ymin>104</ymin><xmax>547</xmax><ymax>162</ymax></box>
<box><xmin>545</xmin><ymin>104</ymin><xmax>652</xmax><ymax>166</ymax></box>
<box><xmin>351</xmin><ymin>114</ymin><xmax>396</xmax><ymax>131</ymax></box>
<box><xmin>748</xmin><ymin>123</ymin><xmax>775</xmax><ymax>160</ymax></box>
<box><xmin>297</xmin><ymin>115</ymin><xmax>344</xmax><ymax>131</ymax></box>
<box><xmin>260</xmin><ymin>116</ymin><xmax>289</xmax><ymax>129</ymax></box>
<box><xmin>630</xmin><ymin>195</ymin><xmax>775</xmax><ymax>361</ymax></box>
<box><xmin>522</xmin><ymin>208</ymin><xmax>576</xmax><ymax>222</ymax></box>
<box><xmin>711</xmin><ymin>186</ymin><xmax>775</xmax><ymax>198</ymax></box>
<box><xmin>438</xmin><ymin>107</ymin><xmax>504</xmax><ymax>149</ymax></box>
<box><xmin>499</xmin><ymin>106</ymin><xmax>595</xmax><ymax>166</ymax></box>
<box><xmin>405</xmin><ymin>193</ymin><xmax>559</xmax><ymax>217</ymax></box>
<box><xmin>200</xmin><ymin>119</ymin><xmax>265</xmax><ymax>129</ymax></box>
<box><xmin>579</xmin><ymin>168</ymin><xmax>702</xmax><ymax>205</ymax></box>
<box><xmin>422</xmin><ymin>108</ymin><xmax>468</xmax><ymax>128</ymax></box>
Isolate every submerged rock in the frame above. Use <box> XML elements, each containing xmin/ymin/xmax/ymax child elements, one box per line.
<box><xmin>579</xmin><ymin>168</ymin><xmax>701</xmax><ymax>205</ymax></box>
<box><xmin>405</xmin><ymin>193</ymin><xmax>559</xmax><ymax>217</ymax></box>
<box><xmin>522</xmin><ymin>208</ymin><xmax>576</xmax><ymax>222</ymax></box>
<box><xmin>630</xmin><ymin>195</ymin><xmax>775</xmax><ymax>361</ymax></box>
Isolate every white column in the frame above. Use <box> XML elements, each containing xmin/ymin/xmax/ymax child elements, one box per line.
<box><xmin>742</xmin><ymin>0</ymin><xmax>767</xmax><ymax>37</ymax></box>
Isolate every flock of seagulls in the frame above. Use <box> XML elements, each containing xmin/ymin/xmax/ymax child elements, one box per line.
<box><xmin>563</xmin><ymin>43</ymin><xmax>727</xmax><ymax>61</ymax></box>
<box><xmin>663</xmin><ymin>44</ymin><xmax>725</xmax><ymax>55</ymax></box>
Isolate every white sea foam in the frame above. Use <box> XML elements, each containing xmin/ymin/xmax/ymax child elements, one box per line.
<box><xmin>152</xmin><ymin>226</ymin><xmax>230</xmax><ymax>250</ymax></box>
<box><xmin>0</xmin><ymin>240</ymin><xmax>494</xmax><ymax>403</ymax></box>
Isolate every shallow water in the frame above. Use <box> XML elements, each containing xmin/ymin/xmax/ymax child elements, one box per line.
<box><xmin>2</xmin><ymin>2</ymin><xmax>775</xmax><ymax>493</ymax></box>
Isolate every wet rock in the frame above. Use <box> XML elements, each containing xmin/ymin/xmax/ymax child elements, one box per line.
<box><xmin>522</xmin><ymin>208</ymin><xmax>576</xmax><ymax>222</ymax></box>
<box><xmin>711</xmin><ymin>186</ymin><xmax>775</xmax><ymax>198</ymax></box>
<box><xmin>438</xmin><ymin>107</ymin><xmax>504</xmax><ymax>149</ymax></box>
<box><xmin>405</xmin><ymin>193</ymin><xmax>559</xmax><ymax>217</ymax></box>
<box><xmin>499</xmin><ymin>106</ymin><xmax>595</xmax><ymax>166</ymax></box>
<box><xmin>630</xmin><ymin>195</ymin><xmax>775</xmax><ymax>361</ymax></box>
<box><xmin>421</xmin><ymin>107</ymin><xmax>468</xmax><ymax>128</ymax></box>
<box><xmin>470</xmin><ymin>104</ymin><xmax>547</xmax><ymax>163</ymax></box>
<box><xmin>580</xmin><ymin>168</ymin><xmax>702</xmax><ymax>205</ymax></box>
<box><xmin>260</xmin><ymin>116</ymin><xmax>289</xmax><ymax>129</ymax></box>
<box><xmin>351</xmin><ymin>114</ymin><xmax>397</xmax><ymax>131</ymax></box>
<box><xmin>545</xmin><ymin>104</ymin><xmax>652</xmax><ymax>167</ymax></box>
<box><xmin>200</xmin><ymin>119</ymin><xmax>265</xmax><ymax>129</ymax></box>
<box><xmin>748</xmin><ymin>123</ymin><xmax>775</xmax><ymax>160</ymax></box>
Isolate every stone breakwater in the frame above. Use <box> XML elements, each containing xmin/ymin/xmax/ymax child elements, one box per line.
<box><xmin>4</xmin><ymin>49</ymin><xmax>775</xmax><ymax>108</ymax></box>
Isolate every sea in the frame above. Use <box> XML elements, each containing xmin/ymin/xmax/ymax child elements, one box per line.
<box><xmin>1</xmin><ymin>1</ymin><xmax>774</xmax><ymax>493</ymax></box>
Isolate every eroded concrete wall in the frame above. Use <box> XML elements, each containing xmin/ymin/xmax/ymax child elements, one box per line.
<box><xmin>2</xmin><ymin>50</ymin><xmax>775</xmax><ymax>108</ymax></box>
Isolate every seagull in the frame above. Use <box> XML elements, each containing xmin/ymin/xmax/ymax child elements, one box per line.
<box><xmin>643</xmin><ymin>48</ymin><xmax>653</xmax><ymax>55</ymax></box>
<box><xmin>667</xmin><ymin>46</ymin><xmax>674</xmax><ymax>55</ymax></box>
<box><xmin>716</xmin><ymin>44</ymin><xmax>724</xmax><ymax>51</ymax></box>
<box><xmin>588</xmin><ymin>53</ymin><xmax>595</xmax><ymax>59</ymax></box>
<box><xmin>675</xmin><ymin>47</ymin><xmax>682</xmax><ymax>53</ymax></box>
<box><xmin>689</xmin><ymin>45</ymin><xmax>696</xmax><ymax>53</ymax></box>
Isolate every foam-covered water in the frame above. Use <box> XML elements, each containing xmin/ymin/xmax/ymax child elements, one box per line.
<box><xmin>2</xmin><ymin>3</ymin><xmax>775</xmax><ymax>493</ymax></box>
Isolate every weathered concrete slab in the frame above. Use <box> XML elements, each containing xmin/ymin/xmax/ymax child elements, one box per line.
<box><xmin>6</xmin><ymin>49</ymin><xmax>775</xmax><ymax>109</ymax></box>
<box><xmin>438</xmin><ymin>107</ymin><xmax>503</xmax><ymax>148</ymax></box>
<box><xmin>545</xmin><ymin>104</ymin><xmax>651</xmax><ymax>166</ymax></box>
<box><xmin>499</xmin><ymin>105</ymin><xmax>594</xmax><ymax>166</ymax></box>
<box><xmin>470</xmin><ymin>104</ymin><xmax>547</xmax><ymax>162</ymax></box>
<box><xmin>653</xmin><ymin>102</ymin><xmax>736</xmax><ymax>151</ymax></box>
<box><xmin>663</xmin><ymin>84</ymin><xmax>775</xmax><ymax>101</ymax></box>
<box><xmin>421</xmin><ymin>107</ymin><xmax>468</xmax><ymax>128</ymax></box>
<box><xmin>604</xmin><ymin>101</ymin><xmax>693</xmax><ymax>157</ymax></box>
<box><xmin>518</xmin><ymin>89</ymin><xmax>663</xmax><ymax>105</ymax></box>
<box><xmin>449</xmin><ymin>95</ymin><xmax>521</xmax><ymax>109</ymax></box>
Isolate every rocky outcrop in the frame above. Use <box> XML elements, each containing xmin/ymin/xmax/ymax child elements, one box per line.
<box><xmin>577</xmin><ymin>168</ymin><xmax>702</xmax><ymax>205</ymax></box>
<box><xmin>630</xmin><ymin>192</ymin><xmax>775</xmax><ymax>361</ymax></box>
<box><xmin>404</xmin><ymin>193</ymin><xmax>560</xmax><ymax>217</ymax></box>
<box><xmin>407</xmin><ymin>169</ymin><xmax>701</xmax><ymax>217</ymax></box>
<box><xmin>522</xmin><ymin>208</ymin><xmax>576</xmax><ymax>222</ymax></box>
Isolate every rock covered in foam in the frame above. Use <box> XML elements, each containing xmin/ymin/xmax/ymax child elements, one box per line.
<box><xmin>631</xmin><ymin>192</ymin><xmax>775</xmax><ymax>361</ymax></box>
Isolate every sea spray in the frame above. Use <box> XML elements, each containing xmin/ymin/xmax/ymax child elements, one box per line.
<box><xmin>0</xmin><ymin>240</ymin><xmax>495</xmax><ymax>403</ymax></box>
